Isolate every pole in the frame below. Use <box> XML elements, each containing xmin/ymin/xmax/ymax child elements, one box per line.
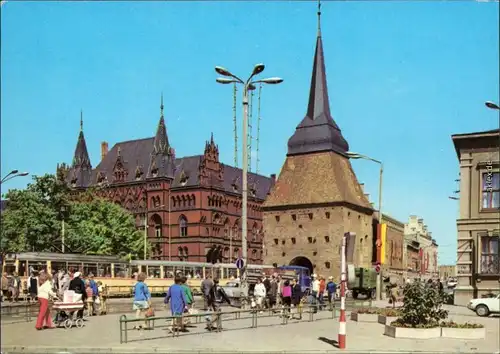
<box><xmin>229</xmin><ymin>228</ymin><xmax>233</xmax><ymax>261</ymax></box>
<box><xmin>376</xmin><ymin>163</ymin><xmax>384</xmax><ymax>301</ymax></box>
<box><xmin>338</xmin><ymin>233</ymin><xmax>347</xmax><ymax>350</ymax></box>
<box><xmin>240</xmin><ymin>83</ymin><xmax>249</xmax><ymax>307</ymax></box>
<box><xmin>61</xmin><ymin>219</ymin><xmax>65</xmax><ymax>253</ymax></box>
<box><xmin>168</xmin><ymin>189</ymin><xmax>172</xmax><ymax>261</ymax></box>
<box><xmin>143</xmin><ymin>214</ymin><xmax>147</xmax><ymax>260</ymax></box>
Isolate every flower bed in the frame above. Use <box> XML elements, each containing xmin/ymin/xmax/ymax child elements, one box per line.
<box><xmin>377</xmin><ymin>309</ymin><xmax>401</xmax><ymax>325</ymax></box>
<box><xmin>350</xmin><ymin>308</ymin><xmax>379</xmax><ymax>322</ymax></box>
<box><xmin>384</xmin><ymin>323</ymin><xmax>441</xmax><ymax>339</ymax></box>
<box><xmin>440</xmin><ymin>321</ymin><xmax>485</xmax><ymax>339</ymax></box>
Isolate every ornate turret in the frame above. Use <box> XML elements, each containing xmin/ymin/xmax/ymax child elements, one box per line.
<box><xmin>147</xmin><ymin>94</ymin><xmax>175</xmax><ymax>179</ymax></box>
<box><xmin>69</xmin><ymin>111</ymin><xmax>92</xmax><ymax>188</ymax></box>
<box><xmin>287</xmin><ymin>1</ymin><xmax>349</xmax><ymax>157</ymax></box>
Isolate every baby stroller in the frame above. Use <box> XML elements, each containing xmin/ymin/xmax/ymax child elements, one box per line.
<box><xmin>53</xmin><ymin>291</ymin><xmax>85</xmax><ymax>329</ymax></box>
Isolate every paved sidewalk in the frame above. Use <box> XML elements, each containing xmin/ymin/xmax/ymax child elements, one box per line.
<box><xmin>2</xmin><ymin>307</ymin><xmax>499</xmax><ymax>353</ymax></box>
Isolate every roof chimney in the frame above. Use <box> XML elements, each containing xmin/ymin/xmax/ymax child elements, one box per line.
<box><xmin>364</xmin><ymin>193</ymin><xmax>370</xmax><ymax>202</ymax></box>
<box><xmin>270</xmin><ymin>174</ymin><xmax>277</xmax><ymax>191</ymax></box>
<box><xmin>359</xmin><ymin>183</ymin><xmax>364</xmax><ymax>192</ymax></box>
<box><xmin>101</xmin><ymin>141</ymin><xmax>109</xmax><ymax>161</ymax></box>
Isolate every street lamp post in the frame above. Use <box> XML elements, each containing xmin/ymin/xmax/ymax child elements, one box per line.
<box><xmin>1</xmin><ymin>170</ymin><xmax>29</xmax><ymax>184</ymax></box>
<box><xmin>347</xmin><ymin>152</ymin><xmax>384</xmax><ymax>301</ymax></box>
<box><xmin>61</xmin><ymin>206</ymin><xmax>66</xmax><ymax>253</ymax></box>
<box><xmin>215</xmin><ymin>64</ymin><xmax>283</xmax><ymax>307</ymax></box>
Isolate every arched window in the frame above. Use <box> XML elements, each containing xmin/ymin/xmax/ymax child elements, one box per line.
<box><xmin>252</xmin><ymin>223</ymin><xmax>258</xmax><ymax>241</ymax></box>
<box><xmin>151</xmin><ymin>214</ymin><xmax>162</xmax><ymax>238</ymax></box>
<box><xmin>183</xmin><ymin>247</ymin><xmax>189</xmax><ymax>260</ymax></box>
<box><xmin>179</xmin><ymin>215</ymin><xmax>188</xmax><ymax>237</ymax></box>
<box><xmin>171</xmin><ymin>196</ymin><xmax>176</xmax><ymax>208</ymax></box>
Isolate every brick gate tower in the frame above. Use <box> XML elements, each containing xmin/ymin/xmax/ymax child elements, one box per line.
<box><xmin>262</xmin><ymin>6</ymin><xmax>374</xmax><ymax>279</ymax></box>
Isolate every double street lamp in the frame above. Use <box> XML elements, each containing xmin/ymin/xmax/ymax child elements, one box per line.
<box><xmin>346</xmin><ymin>152</ymin><xmax>384</xmax><ymax>301</ymax></box>
<box><xmin>215</xmin><ymin>63</ymin><xmax>283</xmax><ymax>305</ymax></box>
<box><xmin>1</xmin><ymin>170</ymin><xmax>29</xmax><ymax>184</ymax></box>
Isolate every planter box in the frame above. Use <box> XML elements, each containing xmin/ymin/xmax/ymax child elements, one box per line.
<box><xmin>384</xmin><ymin>325</ymin><xmax>441</xmax><ymax>339</ymax></box>
<box><xmin>441</xmin><ymin>327</ymin><xmax>485</xmax><ymax>339</ymax></box>
<box><xmin>350</xmin><ymin>312</ymin><xmax>378</xmax><ymax>322</ymax></box>
<box><xmin>378</xmin><ymin>314</ymin><xmax>399</xmax><ymax>325</ymax></box>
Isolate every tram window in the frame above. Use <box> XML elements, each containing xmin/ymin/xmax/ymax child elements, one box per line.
<box><xmin>193</xmin><ymin>267</ymin><xmax>203</xmax><ymax>279</ymax></box>
<box><xmin>131</xmin><ymin>266</ymin><xmax>140</xmax><ymax>279</ymax></box>
<box><xmin>182</xmin><ymin>266</ymin><xmax>195</xmax><ymax>279</ymax></box>
<box><xmin>51</xmin><ymin>262</ymin><xmax>67</xmax><ymax>274</ymax></box>
<box><xmin>29</xmin><ymin>261</ymin><xmax>48</xmax><ymax>274</ymax></box>
<box><xmin>114</xmin><ymin>264</ymin><xmax>129</xmax><ymax>278</ymax></box>
<box><xmin>148</xmin><ymin>266</ymin><xmax>161</xmax><ymax>278</ymax></box>
<box><xmin>97</xmin><ymin>264</ymin><xmax>111</xmax><ymax>277</ymax></box>
<box><xmin>18</xmin><ymin>262</ymin><xmax>27</xmax><ymax>277</ymax></box>
<box><xmin>67</xmin><ymin>263</ymin><xmax>82</xmax><ymax>274</ymax></box>
<box><xmin>83</xmin><ymin>263</ymin><xmax>98</xmax><ymax>277</ymax></box>
<box><xmin>4</xmin><ymin>263</ymin><xmax>16</xmax><ymax>274</ymax></box>
<box><xmin>164</xmin><ymin>266</ymin><xmax>175</xmax><ymax>278</ymax></box>
<box><xmin>228</xmin><ymin>268</ymin><xmax>237</xmax><ymax>279</ymax></box>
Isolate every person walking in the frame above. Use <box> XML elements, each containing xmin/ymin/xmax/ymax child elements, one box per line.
<box><xmin>291</xmin><ymin>278</ymin><xmax>303</xmax><ymax>320</ymax></box>
<box><xmin>165</xmin><ymin>275</ymin><xmax>188</xmax><ymax>333</ymax></box>
<box><xmin>35</xmin><ymin>273</ymin><xmax>58</xmax><ymax>330</ymax></box>
<box><xmin>132</xmin><ymin>272</ymin><xmax>151</xmax><ymax>330</ymax></box>
<box><xmin>200</xmin><ymin>275</ymin><xmax>213</xmax><ymax>311</ymax></box>
<box><xmin>254</xmin><ymin>278</ymin><xmax>266</xmax><ymax>313</ymax></box>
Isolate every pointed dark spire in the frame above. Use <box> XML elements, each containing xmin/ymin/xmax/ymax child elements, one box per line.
<box><xmin>148</xmin><ymin>94</ymin><xmax>175</xmax><ymax>179</ymax></box>
<box><xmin>286</xmin><ymin>2</ymin><xmax>349</xmax><ymax>157</ymax></box>
<box><xmin>69</xmin><ymin>110</ymin><xmax>92</xmax><ymax>188</ymax></box>
<box><xmin>152</xmin><ymin>94</ymin><xmax>170</xmax><ymax>155</ymax></box>
<box><xmin>73</xmin><ymin>110</ymin><xmax>91</xmax><ymax>169</ymax></box>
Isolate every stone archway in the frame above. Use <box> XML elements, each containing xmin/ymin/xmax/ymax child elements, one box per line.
<box><xmin>289</xmin><ymin>256</ymin><xmax>314</xmax><ymax>274</ymax></box>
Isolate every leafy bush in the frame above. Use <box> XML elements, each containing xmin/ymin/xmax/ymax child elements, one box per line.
<box><xmin>396</xmin><ymin>280</ymin><xmax>448</xmax><ymax>328</ymax></box>
<box><xmin>440</xmin><ymin>321</ymin><xmax>484</xmax><ymax>329</ymax></box>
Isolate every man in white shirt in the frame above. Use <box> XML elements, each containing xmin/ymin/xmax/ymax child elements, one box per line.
<box><xmin>253</xmin><ymin>278</ymin><xmax>266</xmax><ymax>313</ymax></box>
<box><xmin>311</xmin><ymin>274</ymin><xmax>320</xmax><ymax>313</ymax></box>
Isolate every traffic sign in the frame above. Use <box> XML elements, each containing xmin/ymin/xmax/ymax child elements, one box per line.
<box><xmin>235</xmin><ymin>258</ymin><xmax>244</xmax><ymax>269</ymax></box>
<box><xmin>375</xmin><ymin>263</ymin><xmax>381</xmax><ymax>273</ymax></box>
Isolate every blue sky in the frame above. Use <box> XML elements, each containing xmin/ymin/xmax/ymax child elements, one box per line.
<box><xmin>1</xmin><ymin>1</ymin><xmax>499</xmax><ymax>265</ymax></box>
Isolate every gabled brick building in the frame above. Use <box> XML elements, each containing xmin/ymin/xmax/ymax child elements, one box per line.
<box><xmin>61</xmin><ymin>100</ymin><xmax>274</xmax><ymax>263</ymax></box>
<box><xmin>262</xmin><ymin>13</ymin><xmax>374</xmax><ymax>278</ymax></box>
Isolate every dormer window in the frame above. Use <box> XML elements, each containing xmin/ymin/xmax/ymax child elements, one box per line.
<box><xmin>70</xmin><ymin>178</ymin><xmax>77</xmax><ymax>188</ymax></box>
<box><xmin>151</xmin><ymin>167</ymin><xmax>158</xmax><ymax>178</ymax></box>
<box><xmin>96</xmin><ymin>172</ymin><xmax>106</xmax><ymax>185</ymax></box>
<box><xmin>232</xmin><ymin>183</ymin><xmax>238</xmax><ymax>192</ymax></box>
<box><xmin>179</xmin><ymin>170</ymin><xmax>189</xmax><ymax>186</ymax></box>
<box><xmin>135</xmin><ymin>166</ymin><xmax>144</xmax><ymax>181</ymax></box>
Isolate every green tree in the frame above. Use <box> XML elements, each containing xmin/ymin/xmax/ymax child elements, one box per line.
<box><xmin>65</xmin><ymin>199</ymin><xmax>146</xmax><ymax>258</ymax></box>
<box><xmin>1</xmin><ymin>175</ymin><xmax>63</xmax><ymax>253</ymax></box>
<box><xmin>1</xmin><ymin>173</ymin><xmax>149</xmax><ymax>258</ymax></box>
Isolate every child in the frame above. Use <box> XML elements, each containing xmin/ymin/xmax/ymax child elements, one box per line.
<box><xmin>96</xmin><ymin>281</ymin><xmax>107</xmax><ymax>315</ymax></box>
<box><xmin>85</xmin><ymin>280</ymin><xmax>93</xmax><ymax>317</ymax></box>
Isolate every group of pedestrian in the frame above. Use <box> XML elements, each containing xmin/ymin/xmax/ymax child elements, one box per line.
<box><xmin>1</xmin><ymin>271</ymin><xmax>21</xmax><ymax>302</ymax></box>
<box><xmin>253</xmin><ymin>275</ymin><xmax>304</xmax><ymax>319</ymax></box>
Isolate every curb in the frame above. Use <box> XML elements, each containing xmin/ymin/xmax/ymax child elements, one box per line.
<box><xmin>0</xmin><ymin>347</ymin><xmax>468</xmax><ymax>354</ymax></box>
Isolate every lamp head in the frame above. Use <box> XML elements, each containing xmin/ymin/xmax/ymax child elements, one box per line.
<box><xmin>485</xmin><ymin>101</ymin><xmax>500</xmax><ymax>110</ymax></box>
<box><xmin>9</xmin><ymin>170</ymin><xmax>19</xmax><ymax>175</ymax></box>
<box><xmin>18</xmin><ymin>172</ymin><xmax>29</xmax><ymax>177</ymax></box>
<box><xmin>258</xmin><ymin>77</ymin><xmax>283</xmax><ymax>85</ymax></box>
<box><xmin>346</xmin><ymin>152</ymin><xmax>361</xmax><ymax>159</ymax></box>
<box><xmin>252</xmin><ymin>63</ymin><xmax>265</xmax><ymax>76</ymax></box>
<box><xmin>215</xmin><ymin>66</ymin><xmax>233</xmax><ymax>77</ymax></box>
<box><xmin>216</xmin><ymin>77</ymin><xmax>237</xmax><ymax>84</ymax></box>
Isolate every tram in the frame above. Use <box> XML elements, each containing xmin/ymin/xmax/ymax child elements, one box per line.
<box><xmin>1</xmin><ymin>252</ymin><xmax>296</xmax><ymax>297</ymax></box>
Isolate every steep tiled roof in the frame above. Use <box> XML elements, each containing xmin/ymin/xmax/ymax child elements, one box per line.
<box><xmin>91</xmin><ymin>137</ymin><xmax>272</xmax><ymax>200</ymax></box>
<box><xmin>263</xmin><ymin>152</ymin><xmax>372</xmax><ymax>210</ymax></box>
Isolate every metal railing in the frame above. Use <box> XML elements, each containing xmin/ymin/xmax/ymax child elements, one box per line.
<box><xmin>118</xmin><ymin>300</ymin><xmax>373</xmax><ymax>344</ymax></box>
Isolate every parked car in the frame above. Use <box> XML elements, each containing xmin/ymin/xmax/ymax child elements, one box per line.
<box><xmin>467</xmin><ymin>293</ymin><xmax>500</xmax><ymax>317</ymax></box>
